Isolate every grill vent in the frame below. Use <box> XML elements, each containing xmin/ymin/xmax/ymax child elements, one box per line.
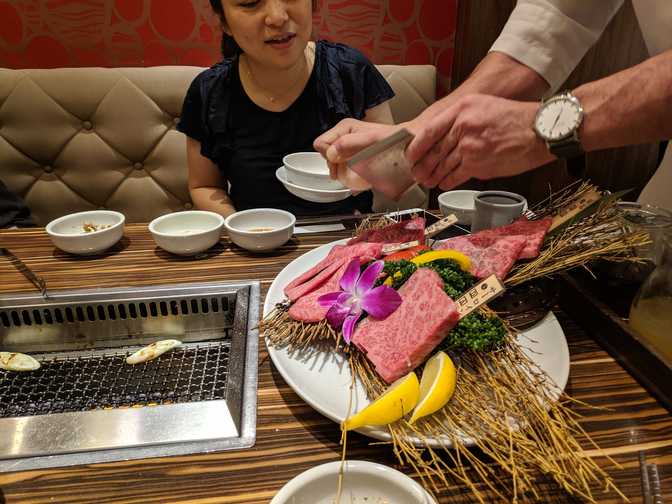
<box><xmin>0</xmin><ymin>296</ymin><xmax>230</xmax><ymax>329</ymax></box>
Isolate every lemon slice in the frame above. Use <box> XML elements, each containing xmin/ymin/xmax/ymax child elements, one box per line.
<box><xmin>409</xmin><ymin>351</ymin><xmax>457</xmax><ymax>424</ymax></box>
<box><xmin>411</xmin><ymin>250</ymin><xmax>471</xmax><ymax>272</ymax></box>
<box><xmin>343</xmin><ymin>372</ymin><xmax>420</xmax><ymax>431</ymax></box>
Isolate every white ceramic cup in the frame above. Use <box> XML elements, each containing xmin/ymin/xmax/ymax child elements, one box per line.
<box><xmin>471</xmin><ymin>190</ymin><xmax>527</xmax><ymax>232</ymax></box>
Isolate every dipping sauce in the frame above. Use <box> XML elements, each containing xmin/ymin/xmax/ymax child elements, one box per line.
<box><xmin>248</xmin><ymin>227</ymin><xmax>276</xmax><ymax>233</ymax></box>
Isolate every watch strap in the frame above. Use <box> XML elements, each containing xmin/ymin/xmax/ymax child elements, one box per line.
<box><xmin>548</xmin><ymin>133</ymin><xmax>583</xmax><ymax>159</ymax></box>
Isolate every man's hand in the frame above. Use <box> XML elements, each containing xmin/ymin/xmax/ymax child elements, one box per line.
<box><xmin>313</xmin><ymin>119</ymin><xmax>402</xmax><ymax>190</ymax></box>
<box><xmin>406</xmin><ymin>94</ymin><xmax>554</xmax><ymax>190</ymax></box>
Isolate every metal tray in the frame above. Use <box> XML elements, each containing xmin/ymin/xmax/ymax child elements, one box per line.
<box><xmin>0</xmin><ymin>280</ymin><xmax>259</xmax><ymax>471</ymax></box>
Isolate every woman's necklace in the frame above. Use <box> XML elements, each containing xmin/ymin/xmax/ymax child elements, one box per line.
<box><xmin>242</xmin><ymin>43</ymin><xmax>314</xmax><ymax>104</ymax></box>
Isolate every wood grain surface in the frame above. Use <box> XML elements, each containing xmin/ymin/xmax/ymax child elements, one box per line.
<box><xmin>0</xmin><ymin>224</ymin><xmax>670</xmax><ymax>503</ymax></box>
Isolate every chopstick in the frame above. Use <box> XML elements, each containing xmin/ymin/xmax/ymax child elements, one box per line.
<box><xmin>0</xmin><ymin>247</ymin><xmax>49</xmax><ymax>298</ymax></box>
<box><xmin>640</xmin><ymin>451</ymin><xmax>653</xmax><ymax>504</ymax></box>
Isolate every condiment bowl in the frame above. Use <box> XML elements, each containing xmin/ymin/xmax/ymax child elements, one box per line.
<box><xmin>270</xmin><ymin>460</ymin><xmax>436</xmax><ymax>504</ymax></box>
<box><xmin>224</xmin><ymin>208</ymin><xmax>295</xmax><ymax>252</ymax></box>
<box><xmin>437</xmin><ymin>190</ymin><xmax>479</xmax><ymax>226</ymax></box>
<box><xmin>276</xmin><ymin>167</ymin><xmax>351</xmax><ymax>203</ymax></box>
<box><xmin>45</xmin><ymin>210</ymin><xmax>125</xmax><ymax>255</ymax></box>
<box><xmin>283</xmin><ymin>152</ymin><xmax>346</xmax><ymax>190</ymax></box>
<box><xmin>149</xmin><ymin>210</ymin><xmax>224</xmax><ymax>256</ymax></box>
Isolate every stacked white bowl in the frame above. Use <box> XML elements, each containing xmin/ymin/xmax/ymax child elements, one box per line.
<box><xmin>276</xmin><ymin>152</ymin><xmax>351</xmax><ymax>203</ymax></box>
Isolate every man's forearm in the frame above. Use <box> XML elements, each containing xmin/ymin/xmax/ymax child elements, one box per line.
<box><xmin>576</xmin><ymin>49</ymin><xmax>672</xmax><ymax>152</ymax></box>
<box><xmin>411</xmin><ymin>52</ymin><xmax>549</xmax><ymax>126</ymax></box>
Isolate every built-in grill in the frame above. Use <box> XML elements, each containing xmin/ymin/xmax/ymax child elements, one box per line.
<box><xmin>0</xmin><ymin>281</ymin><xmax>259</xmax><ymax>472</ymax></box>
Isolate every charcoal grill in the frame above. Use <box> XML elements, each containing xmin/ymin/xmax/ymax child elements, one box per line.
<box><xmin>0</xmin><ymin>280</ymin><xmax>259</xmax><ymax>472</ymax></box>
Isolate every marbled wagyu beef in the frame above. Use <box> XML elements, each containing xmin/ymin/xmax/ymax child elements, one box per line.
<box><xmin>347</xmin><ymin>217</ymin><xmax>425</xmax><ymax>245</ymax></box>
<box><xmin>351</xmin><ymin>268</ymin><xmax>459</xmax><ymax>383</ymax></box>
<box><xmin>284</xmin><ymin>242</ymin><xmax>383</xmax><ymax>302</ymax></box>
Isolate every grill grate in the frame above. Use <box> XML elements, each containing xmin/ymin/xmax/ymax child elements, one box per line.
<box><xmin>0</xmin><ymin>341</ymin><xmax>231</xmax><ymax>418</ymax></box>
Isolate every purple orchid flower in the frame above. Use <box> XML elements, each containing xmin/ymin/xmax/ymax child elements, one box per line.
<box><xmin>318</xmin><ymin>259</ymin><xmax>402</xmax><ymax>344</ymax></box>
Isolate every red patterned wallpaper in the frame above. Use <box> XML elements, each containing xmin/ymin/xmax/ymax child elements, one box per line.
<box><xmin>0</xmin><ymin>0</ymin><xmax>456</xmax><ymax>92</ymax></box>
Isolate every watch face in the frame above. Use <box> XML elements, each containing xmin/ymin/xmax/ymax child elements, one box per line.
<box><xmin>534</xmin><ymin>97</ymin><xmax>583</xmax><ymax>141</ymax></box>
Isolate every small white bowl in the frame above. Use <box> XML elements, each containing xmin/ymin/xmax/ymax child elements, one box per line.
<box><xmin>46</xmin><ymin>210</ymin><xmax>125</xmax><ymax>255</ymax></box>
<box><xmin>276</xmin><ymin>167</ymin><xmax>351</xmax><ymax>204</ymax></box>
<box><xmin>438</xmin><ymin>190</ymin><xmax>479</xmax><ymax>226</ymax></box>
<box><xmin>283</xmin><ymin>152</ymin><xmax>346</xmax><ymax>190</ymax></box>
<box><xmin>224</xmin><ymin>208</ymin><xmax>295</xmax><ymax>252</ymax></box>
<box><xmin>271</xmin><ymin>460</ymin><xmax>436</xmax><ymax>504</ymax></box>
<box><xmin>149</xmin><ymin>210</ymin><xmax>224</xmax><ymax>256</ymax></box>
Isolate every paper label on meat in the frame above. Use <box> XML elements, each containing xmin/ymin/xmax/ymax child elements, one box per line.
<box><xmin>424</xmin><ymin>214</ymin><xmax>457</xmax><ymax>238</ymax></box>
<box><xmin>548</xmin><ymin>187</ymin><xmax>601</xmax><ymax>231</ymax></box>
<box><xmin>348</xmin><ymin>128</ymin><xmax>416</xmax><ymax>201</ymax></box>
<box><xmin>456</xmin><ymin>275</ymin><xmax>505</xmax><ymax>318</ymax></box>
<box><xmin>382</xmin><ymin>240</ymin><xmax>421</xmax><ymax>254</ymax></box>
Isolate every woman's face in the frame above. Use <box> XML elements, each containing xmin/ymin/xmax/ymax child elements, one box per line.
<box><xmin>221</xmin><ymin>0</ymin><xmax>312</xmax><ymax>69</ymax></box>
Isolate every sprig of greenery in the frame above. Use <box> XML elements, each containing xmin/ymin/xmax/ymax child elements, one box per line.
<box><xmin>443</xmin><ymin>311</ymin><xmax>506</xmax><ymax>352</ymax></box>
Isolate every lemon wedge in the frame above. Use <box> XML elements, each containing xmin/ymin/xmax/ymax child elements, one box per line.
<box><xmin>343</xmin><ymin>372</ymin><xmax>420</xmax><ymax>431</ymax></box>
<box><xmin>409</xmin><ymin>351</ymin><xmax>457</xmax><ymax>424</ymax></box>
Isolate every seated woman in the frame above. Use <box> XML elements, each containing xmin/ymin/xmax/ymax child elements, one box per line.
<box><xmin>178</xmin><ymin>0</ymin><xmax>424</xmax><ymax>217</ymax></box>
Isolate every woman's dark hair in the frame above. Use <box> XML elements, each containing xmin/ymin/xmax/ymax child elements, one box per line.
<box><xmin>209</xmin><ymin>0</ymin><xmax>318</xmax><ymax>58</ymax></box>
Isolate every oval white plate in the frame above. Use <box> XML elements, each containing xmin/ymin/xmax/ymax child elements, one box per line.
<box><xmin>276</xmin><ymin>166</ymin><xmax>351</xmax><ymax>203</ymax></box>
<box><xmin>264</xmin><ymin>239</ymin><xmax>570</xmax><ymax>447</ymax></box>
<box><xmin>271</xmin><ymin>460</ymin><xmax>436</xmax><ymax>504</ymax></box>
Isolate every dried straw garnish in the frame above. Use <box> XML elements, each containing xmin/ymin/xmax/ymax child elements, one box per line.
<box><xmin>262</xmin><ymin>186</ymin><xmax>641</xmax><ymax>501</ymax></box>
<box><xmin>507</xmin><ymin>189</ymin><xmax>651</xmax><ymax>286</ymax></box>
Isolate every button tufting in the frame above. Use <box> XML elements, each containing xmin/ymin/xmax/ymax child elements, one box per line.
<box><xmin>44</xmin><ymin>165</ymin><xmax>53</xmax><ymax>173</ymax></box>
<box><xmin>173</xmin><ymin>117</ymin><xmax>180</xmax><ymax>125</ymax></box>
<box><xmin>82</xmin><ymin>120</ymin><xmax>92</xmax><ymax>130</ymax></box>
<box><xmin>133</xmin><ymin>162</ymin><xmax>143</xmax><ymax>170</ymax></box>
<box><xmin>184</xmin><ymin>202</ymin><xmax>193</xmax><ymax>210</ymax></box>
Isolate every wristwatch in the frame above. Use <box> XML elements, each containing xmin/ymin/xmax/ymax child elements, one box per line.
<box><xmin>533</xmin><ymin>91</ymin><xmax>584</xmax><ymax>159</ymax></box>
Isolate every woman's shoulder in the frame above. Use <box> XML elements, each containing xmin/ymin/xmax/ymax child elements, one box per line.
<box><xmin>316</xmin><ymin>40</ymin><xmax>375</xmax><ymax>68</ymax></box>
<box><xmin>189</xmin><ymin>57</ymin><xmax>236</xmax><ymax>93</ymax></box>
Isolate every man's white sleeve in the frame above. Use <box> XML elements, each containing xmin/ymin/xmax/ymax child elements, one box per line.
<box><xmin>490</xmin><ymin>0</ymin><xmax>624</xmax><ymax>92</ymax></box>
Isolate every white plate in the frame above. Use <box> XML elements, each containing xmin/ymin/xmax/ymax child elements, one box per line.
<box><xmin>270</xmin><ymin>460</ymin><xmax>436</xmax><ymax>504</ymax></box>
<box><xmin>276</xmin><ymin>166</ymin><xmax>351</xmax><ymax>203</ymax></box>
<box><xmin>264</xmin><ymin>239</ymin><xmax>570</xmax><ymax>447</ymax></box>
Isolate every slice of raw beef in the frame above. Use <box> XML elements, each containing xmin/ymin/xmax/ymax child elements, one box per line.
<box><xmin>435</xmin><ymin>234</ymin><xmax>527</xmax><ymax>279</ymax></box>
<box><xmin>351</xmin><ymin>268</ymin><xmax>459</xmax><ymax>383</ymax></box>
<box><xmin>478</xmin><ymin>217</ymin><xmax>552</xmax><ymax>259</ymax></box>
<box><xmin>284</xmin><ymin>242</ymin><xmax>383</xmax><ymax>300</ymax></box>
<box><xmin>347</xmin><ymin>217</ymin><xmax>425</xmax><ymax>245</ymax></box>
<box><xmin>285</xmin><ymin>257</ymin><xmax>347</xmax><ymax>302</ymax></box>
<box><xmin>288</xmin><ymin>261</ymin><xmax>350</xmax><ymax>323</ymax></box>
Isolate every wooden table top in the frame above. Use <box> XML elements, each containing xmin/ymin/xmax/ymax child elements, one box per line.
<box><xmin>0</xmin><ymin>223</ymin><xmax>670</xmax><ymax>503</ymax></box>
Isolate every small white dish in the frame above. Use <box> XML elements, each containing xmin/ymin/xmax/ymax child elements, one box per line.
<box><xmin>46</xmin><ymin>210</ymin><xmax>125</xmax><ymax>255</ymax></box>
<box><xmin>224</xmin><ymin>208</ymin><xmax>295</xmax><ymax>252</ymax></box>
<box><xmin>283</xmin><ymin>152</ymin><xmax>346</xmax><ymax>190</ymax></box>
<box><xmin>437</xmin><ymin>190</ymin><xmax>478</xmax><ymax>226</ymax></box>
<box><xmin>149</xmin><ymin>210</ymin><xmax>224</xmax><ymax>256</ymax></box>
<box><xmin>271</xmin><ymin>460</ymin><xmax>436</xmax><ymax>504</ymax></box>
<box><xmin>276</xmin><ymin>167</ymin><xmax>351</xmax><ymax>204</ymax></box>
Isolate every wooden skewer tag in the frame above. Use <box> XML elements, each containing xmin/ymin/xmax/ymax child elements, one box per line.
<box><xmin>425</xmin><ymin>214</ymin><xmax>457</xmax><ymax>238</ymax></box>
<box><xmin>455</xmin><ymin>274</ymin><xmax>505</xmax><ymax>318</ymax></box>
<box><xmin>382</xmin><ymin>240</ymin><xmax>420</xmax><ymax>255</ymax></box>
<box><xmin>548</xmin><ymin>187</ymin><xmax>601</xmax><ymax>232</ymax></box>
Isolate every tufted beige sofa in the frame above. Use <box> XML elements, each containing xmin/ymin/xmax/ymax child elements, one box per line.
<box><xmin>0</xmin><ymin>65</ymin><xmax>436</xmax><ymax>225</ymax></box>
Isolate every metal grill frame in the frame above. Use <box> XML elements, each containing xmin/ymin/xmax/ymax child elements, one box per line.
<box><xmin>0</xmin><ymin>281</ymin><xmax>259</xmax><ymax>472</ymax></box>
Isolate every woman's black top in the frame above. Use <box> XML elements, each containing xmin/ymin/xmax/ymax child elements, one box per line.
<box><xmin>177</xmin><ymin>40</ymin><xmax>394</xmax><ymax>216</ymax></box>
